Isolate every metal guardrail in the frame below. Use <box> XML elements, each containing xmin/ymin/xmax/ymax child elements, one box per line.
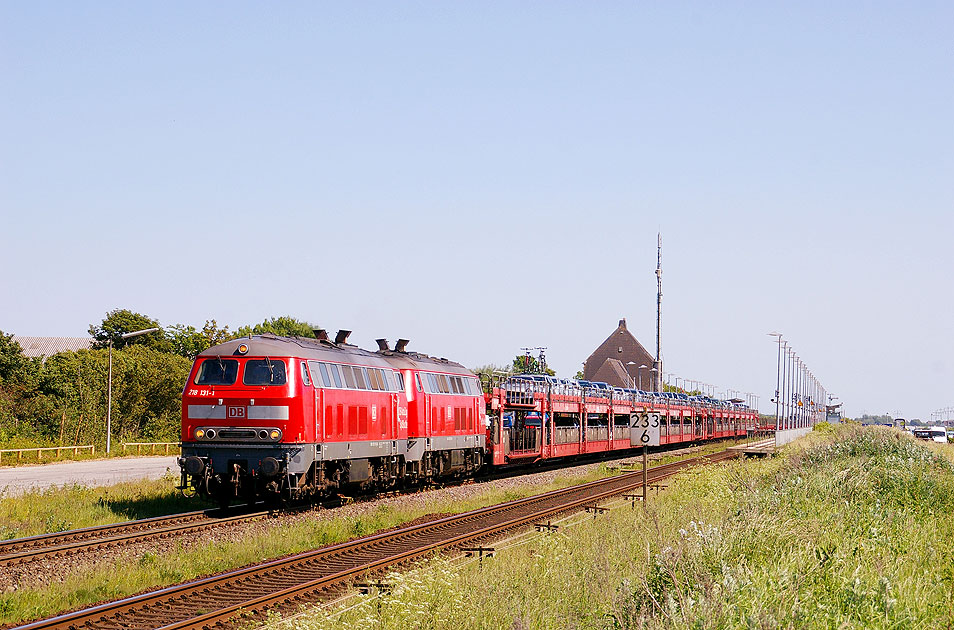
<box><xmin>120</xmin><ymin>442</ymin><xmax>179</xmax><ymax>455</ymax></box>
<box><xmin>0</xmin><ymin>445</ymin><xmax>95</xmax><ymax>463</ymax></box>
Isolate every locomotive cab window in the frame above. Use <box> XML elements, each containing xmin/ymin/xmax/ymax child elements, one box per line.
<box><xmin>243</xmin><ymin>359</ymin><xmax>287</xmax><ymax>386</ymax></box>
<box><xmin>195</xmin><ymin>358</ymin><xmax>238</xmax><ymax>385</ymax></box>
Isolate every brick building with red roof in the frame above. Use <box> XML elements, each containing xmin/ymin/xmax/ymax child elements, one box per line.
<box><xmin>582</xmin><ymin>318</ymin><xmax>658</xmax><ymax>390</ymax></box>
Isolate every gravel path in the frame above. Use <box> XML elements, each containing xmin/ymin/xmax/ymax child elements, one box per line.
<box><xmin>0</xmin><ymin>456</ymin><xmax>179</xmax><ymax>497</ymax></box>
<box><xmin>1</xmin><ymin>446</ymin><xmax>701</xmax><ymax>595</ymax></box>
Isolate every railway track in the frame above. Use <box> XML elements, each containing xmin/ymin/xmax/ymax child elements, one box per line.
<box><xmin>0</xmin><ymin>506</ymin><xmax>272</xmax><ymax>567</ymax></box>
<box><xmin>1</xmin><ymin>441</ymin><xmax>729</xmax><ymax>567</ymax></box>
<box><xmin>13</xmin><ymin>449</ymin><xmax>737</xmax><ymax>630</ymax></box>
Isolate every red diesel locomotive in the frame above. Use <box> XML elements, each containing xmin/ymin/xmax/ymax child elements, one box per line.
<box><xmin>179</xmin><ymin>331</ymin><xmax>485</xmax><ymax>504</ymax></box>
<box><xmin>178</xmin><ymin>331</ymin><xmax>757</xmax><ymax>504</ymax></box>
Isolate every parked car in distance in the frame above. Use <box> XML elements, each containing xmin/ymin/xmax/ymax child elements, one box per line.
<box><xmin>912</xmin><ymin>426</ymin><xmax>948</xmax><ymax>444</ymax></box>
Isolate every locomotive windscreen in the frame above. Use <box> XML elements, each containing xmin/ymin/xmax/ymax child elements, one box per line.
<box><xmin>195</xmin><ymin>358</ymin><xmax>239</xmax><ymax>385</ymax></box>
<box><xmin>243</xmin><ymin>359</ymin><xmax>287</xmax><ymax>386</ymax></box>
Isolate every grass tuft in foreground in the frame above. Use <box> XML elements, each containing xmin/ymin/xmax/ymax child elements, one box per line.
<box><xmin>279</xmin><ymin>425</ymin><xmax>954</xmax><ymax>630</ymax></box>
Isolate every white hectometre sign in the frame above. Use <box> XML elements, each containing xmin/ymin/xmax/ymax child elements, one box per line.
<box><xmin>630</xmin><ymin>412</ymin><xmax>661</xmax><ymax>447</ymax></box>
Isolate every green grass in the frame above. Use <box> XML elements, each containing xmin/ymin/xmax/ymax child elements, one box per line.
<box><xmin>277</xmin><ymin>425</ymin><xmax>954</xmax><ymax>630</ymax></box>
<box><xmin>0</xmin><ymin>445</ymin><xmax>729</xmax><ymax>626</ymax></box>
<box><xmin>0</xmin><ymin>473</ymin><xmax>214</xmax><ymax>540</ymax></box>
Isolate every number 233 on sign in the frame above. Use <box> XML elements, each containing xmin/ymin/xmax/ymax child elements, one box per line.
<box><xmin>630</xmin><ymin>412</ymin><xmax>661</xmax><ymax>446</ymax></box>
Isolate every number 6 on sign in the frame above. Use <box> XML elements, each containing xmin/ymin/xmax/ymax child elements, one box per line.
<box><xmin>630</xmin><ymin>412</ymin><xmax>661</xmax><ymax>446</ymax></box>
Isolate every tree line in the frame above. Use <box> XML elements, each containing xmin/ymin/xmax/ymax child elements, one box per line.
<box><xmin>1</xmin><ymin>308</ymin><xmax>579</xmax><ymax>448</ymax></box>
<box><xmin>0</xmin><ymin>310</ymin><xmax>316</xmax><ymax>448</ymax></box>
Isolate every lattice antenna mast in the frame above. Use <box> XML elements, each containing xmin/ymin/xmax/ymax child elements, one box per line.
<box><xmin>655</xmin><ymin>233</ymin><xmax>663</xmax><ymax>392</ymax></box>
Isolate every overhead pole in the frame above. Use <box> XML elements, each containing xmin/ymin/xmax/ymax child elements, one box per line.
<box><xmin>654</xmin><ymin>233</ymin><xmax>662</xmax><ymax>393</ymax></box>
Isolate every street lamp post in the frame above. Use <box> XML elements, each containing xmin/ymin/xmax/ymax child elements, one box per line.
<box><xmin>768</xmin><ymin>332</ymin><xmax>782</xmax><ymax>430</ymax></box>
<box><xmin>107</xmin><ymin>327</ymin><xmax>160</xmax><ymax>453</ymax></box>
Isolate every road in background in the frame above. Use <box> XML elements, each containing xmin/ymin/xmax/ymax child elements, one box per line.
<box><xmin>0</xmin><ymin>456</ymin><xmax>179</xmax><ymax>497</ymax></box>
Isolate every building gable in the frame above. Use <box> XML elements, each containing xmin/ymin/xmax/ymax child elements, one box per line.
<box><xmin>583</xmin><ymin>318</ymin><xmax>656</xmax><ymax>389</ymax></box>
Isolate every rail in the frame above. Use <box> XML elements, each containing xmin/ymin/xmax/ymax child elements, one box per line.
<box><xmin>120</xmin><ymin>442</ymin><xmax>180</xmax><ymax>455</ymax></box>
<box><xmin>0</xmin><ymin>445</ymin><xmax>94</xmax><ymax>464</ymax></box>
<box><xmin>0</xmin><ymin>507</ymin><xmax>271</xmax><ymax>567</ymax></box>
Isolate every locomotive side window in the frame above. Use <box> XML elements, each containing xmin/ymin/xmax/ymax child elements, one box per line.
<box><xmin>395</xmin><ymin>371</ymin><xmax>405</xmax><ymax>391</ymax></box>
<box><xmin>242</xmin><ymin>359</ymin><xmax>287</xmax><ymax>386</ymax></box>
<box><xmin>416</xmin><ymin>372</ymin><xmax>482</xmax><ymax>396</ymax></box>
<box><xmin>195</xmin><ymin>358</ymin><xmax>238</xmax><ymax>385</ymax></box>
<box><xmin>328</xmin><ymin>364</ymin><xmax>343</xmax><ymax>388</ymax></box>
<box><xmin>367</xmin><ymin>368</ymin><xmax>383</xmax><ymax>391</ymax></box>
<box><xmin>301</xmin><ymin>362</ymin><xmax>311</xmax><ymax>386</ymax></box>
<box><xmin>340</xmin><ymin>365</ymin><xmax>357</xmax><ymax>389</ymax></box>
<box><xmin>310</xmin><ymin>361</ymin><xmax>331</xmax><ymax>387</ymax></box>
<box><xmin>353</xmin><ymin>367</ymin><xmax>368</xmax><ymax>390</ymax></box>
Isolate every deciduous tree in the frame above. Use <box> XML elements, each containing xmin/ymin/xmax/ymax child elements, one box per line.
<box><xmin>89</xmin><ymin>309</ymin><xmax>168</xmax><ymax>351</ymax></box>
<box><xmin>236</xmin><ymin>316</ymin><xmax>316</xmax><ymax>339</ymax></box>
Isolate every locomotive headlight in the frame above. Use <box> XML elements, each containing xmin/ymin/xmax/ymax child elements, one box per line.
<box><xmin>237</xmin><ymin>343</ymin><xmax>249</xmax><ymax>355</ymax></box>
<box><xmin>195</xmin><ymin>428</ymin><xmax>205</xmax><ymax>440</ymax></box>
<box><xmin>269</xmin><ymin>429</ymin><xmax>281</xmax><ymax>440</ymax></box>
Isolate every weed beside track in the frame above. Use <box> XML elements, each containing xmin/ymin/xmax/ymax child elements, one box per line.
<box><xmin>277</xmin><ymin>425</ymin><xmax>954</xmax><ymax>630</ymax></box>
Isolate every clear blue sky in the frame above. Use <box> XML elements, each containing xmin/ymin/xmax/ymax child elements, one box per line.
<box><xmin>2</xmin><ymin>2</ymin><xmax>952</xmax><ymax>421</ymax></box>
